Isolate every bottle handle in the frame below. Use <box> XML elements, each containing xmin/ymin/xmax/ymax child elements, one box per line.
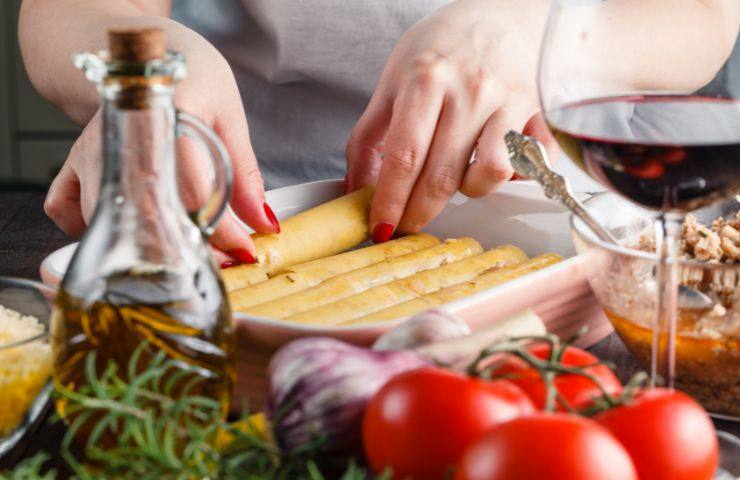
<box><xmin>175</xmin><ymin>110</ymin><xmax>233</xmax><ymax>237</ymax></box>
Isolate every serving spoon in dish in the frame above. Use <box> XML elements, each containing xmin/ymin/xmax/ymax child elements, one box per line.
<box><xmin>504</xmin><ymin>131</ymin><xmax>713</xmax><ymax>311</ymax></box>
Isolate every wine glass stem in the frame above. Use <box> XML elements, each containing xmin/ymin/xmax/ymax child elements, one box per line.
<box><xmin>651</xmin><ymin>213</ymin><xmax>683</xmax><ymax>388</ymax></box>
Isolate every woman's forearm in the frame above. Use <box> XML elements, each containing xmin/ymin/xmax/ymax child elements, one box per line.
<box><xmin>615</xmin><ymin>0</ymin><xmax>737</xmax><ymax>90</ymax></box>
<box><xmin>18</xmin><ymin>0</ymin><xmax>190</xmax><ymax>125</ymax></box>
<box><xmin>462</xmin><ymin>0</ymin><xmax>737</xmax><ymax>92</ymax></box>
<box><xmin>554</xmin><ymin>0</ymin><xmax>739</xmax><ymax>92</ymax></box>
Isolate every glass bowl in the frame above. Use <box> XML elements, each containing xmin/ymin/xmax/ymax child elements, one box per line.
<box><xmin>571</xmin><ymin>193</ymin><xmax>739</xmax><ymax>420</ymax></box>
<box><xmin>0</xmin><ymin>277</ymin><xmax>56</xmax><ymax>459</ymax></box>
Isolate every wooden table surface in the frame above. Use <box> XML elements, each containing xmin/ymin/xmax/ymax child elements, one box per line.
<box><xmin>0</xmin><ymin>191</ymin><xmax>737</xmax><ymax>473</ymax></box>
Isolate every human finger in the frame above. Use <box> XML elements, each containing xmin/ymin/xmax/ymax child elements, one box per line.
<box><xmin>214</xmin><ymin>109</ymin><xmax>279</xmax><ymax>235</ymax></box>
<box><xmin>460</xmin><ymin>107</ymin><xmax>532</xmax><ymax>198</ymax></box>
<box><xmin>522</xmin><ymin>111</ymin><xmax>560</xmax><ymax>166</ymax></box>
<box><xmin>369</xmin><ymin>86</ymin><xmax>444</xmax><ymax>242</ymax></box>
<box><xmin>208</xmin><ymin>209</ymin><xmax>258</xmax><ymax>264</ymax></box>
<box><xmin>397</xmin><ymin>99</ymin><xmax>485</xmax><ymax>233</ymax></box>
<box><xmin>175</xmin><ymin>128</ymin><xmax>258</xmax><ymax>263</ymax></box>
<box><xmin>68</xmin><ymin>111</ymin><xmax>103</xmax><ymax>224</ymax></box>
<box><xmin>345</xmin><ymin>92</ymin><xmax>393</xmax><ymax>193</ymax></box>
<box><xmin>44</xmin><ymin>162</ymin><xmax>86</xmax><ymax>236</ymax></box>
<box><xmin>210</xmin><ymin>246</ymin><xmax>237</xmax><ymax>268</ymax></box>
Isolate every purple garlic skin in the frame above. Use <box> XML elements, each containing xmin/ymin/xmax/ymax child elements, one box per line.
<box><xmin>373</xmin><ymin>309</ymin><xmax>471</xmax><ymax>351</ymax></box>
<box><xmin>266</xmin><ymin>337</ymin><xmax>428</xmax><ymax>463</ymax></box>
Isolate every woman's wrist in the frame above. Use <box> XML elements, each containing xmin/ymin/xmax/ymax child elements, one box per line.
<box><xmin>19</xmin><ymin>5</ymin><xmax>213</xmax><ymax>126</ymax></box>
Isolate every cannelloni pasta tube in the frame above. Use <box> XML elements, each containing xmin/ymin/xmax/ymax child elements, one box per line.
<box><xmin>221</xmin><ymin>186</ymin><xmax>375</xmax><ymax>291</ymax></box>
<box><xmin>228</xmin><ymin>233</ymin><xmax>439</xmax><ymax>310</ymax></box>
<box><xmin>243</xmin><ymin>237</ymin><xmax>483</xmax><ymax>319</ymax></box>
<box><xmin>347</xmin><ymin>253</ymin><xmax>562</xmax><ymax>324</ymax></box>
<box><xmin>285</xmin><ymin>245</ymin><xmax>528</xmax><ymax>325</ymax></box>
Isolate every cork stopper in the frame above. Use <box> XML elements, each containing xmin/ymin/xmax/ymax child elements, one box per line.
<box><xmin>108</xmin><ymin>27</ymin><xmax>166</xmax><ymax>62</ymax></box>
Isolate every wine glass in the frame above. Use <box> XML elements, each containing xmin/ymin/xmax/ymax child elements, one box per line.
<box><xmin>537</xmin><ymin>1</ymin><xmax>740</xmax><ymax>387</ymax></box>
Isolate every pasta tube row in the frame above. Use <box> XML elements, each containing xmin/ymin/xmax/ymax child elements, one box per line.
<box><xmin>221</xmin><ymin>186</ymin><xmax>375</xmax><ymax>291</ymax></box>
<box><xmin>285</xmin><ymin>245</ymin><xmax>528</xmax><ymax>325</ymax></box>
<box><xmin>347</xmin><ymin>253</ymin><xmax>562</xmax><ymax>325</ymax></box>
<box><xmin>221</xmin><ymin>265</ymin><xmax>268</xmax><ymax>292</ymax></box>
<box><xmin>228</xmin><ymin>233</ymin><xmax>439</xmax><ymax>310</ymax></box>
<box><xmin>242</xmin><ymin>237</ymin><xmax>483</xmax><ymax>319</ymax></box>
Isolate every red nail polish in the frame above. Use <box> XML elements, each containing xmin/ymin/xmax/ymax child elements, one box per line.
<box><xmin>343</xmin><ymin>174</ymin><xmax>350</xmax><ymax>194</ymax></box>
<box><xmin>220</xmin><ymin>260</ymin><xmax>239</xmax><ymax>269</ymax></box>
<box><xmin>372</xmin><ymin>222</ymin><xmax>395</xmax><ymax>244</ymax></box>
<box><xmin>510</xmin><ymin>172</ymin><xmax>525</xmax><ymax>181</ymax></box>
<box><xmin>264</xmin><ymin>203</ymin><xmax>281</xmax><ymax>233</ymax></box>
<box><xmin>228</xmin><ymin>248</ymin><xmax>256</xmax><ymax>264</ymax></box>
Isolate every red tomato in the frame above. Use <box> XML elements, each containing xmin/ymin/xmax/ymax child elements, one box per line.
<box><xmin>362</xmin><ymin>367</ymin><xmax>535</xmax><ymax>480</ymax></box>
<box><xmin>596</xmin><ymin>388</ymin><xmax>718</xmax><ymax>480</ymax></box>
<box><xmin>455</xmin><ymin>413</ymin><xmax>637</xmax><ymax>480</ymax></box>
<box><xmin>491</xmin><ymin>342</ymin><xmax>622</xmax><ymax>410</ymax></box>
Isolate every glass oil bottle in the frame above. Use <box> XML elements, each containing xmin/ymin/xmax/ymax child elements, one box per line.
<box><xmin>51</xmin><ymin>28</ymin><xmax>236</xmax><ymax>425</ymax></box>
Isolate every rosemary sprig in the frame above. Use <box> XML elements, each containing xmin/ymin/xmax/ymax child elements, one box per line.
<box><xmin>0</xmin><ymin>453</ymin><xmax>56</xmax><ymax>480</ymax></box>
<box><xmin>1</xmin><ymin>343</ymin><xmax>386</xmax><ymax>480</ymax></box>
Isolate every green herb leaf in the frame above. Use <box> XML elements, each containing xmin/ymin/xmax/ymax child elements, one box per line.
<box><xmin>2</xmin><ymin>342</ymin><xmax>383</xmax><ymax>479</ymax></box>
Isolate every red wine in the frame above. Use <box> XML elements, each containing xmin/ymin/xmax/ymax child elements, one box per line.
<box><xmin>547</xmin><ymin>95</ymin><xmax>740</xmax><ymax>210</ymax></box>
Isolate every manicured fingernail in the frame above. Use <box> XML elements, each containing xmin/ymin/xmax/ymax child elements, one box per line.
<box><xmin>510</xmin><ymin>172</ymin><xmax>525</xmax><ymax>181</ymax></box>
<box><xmin>264</xmin><ymin>203</ymin><xmax>281</xmax><ymax>233</ymax></box>
<box><xmin>228</xmin><ymin>249</ymin><xmax>256</xmax><ymax>264</ymax></box>
<box><xmin>220</xmin><ymin>260</ymin><xmax>239</xmax><ymax>269</ymax></box>
<box><xmin>372</xmin><ymin>222</ymin><xmax>395</xmax><ymax>244</ymax></box>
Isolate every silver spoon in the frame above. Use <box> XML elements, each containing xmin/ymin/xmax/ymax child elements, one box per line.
<box><xmin>504</xmin><ymin>131</ymin><xmax>714</xmax><ymax>310</ymax></box>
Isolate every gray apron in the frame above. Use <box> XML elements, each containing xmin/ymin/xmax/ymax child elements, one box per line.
<box><xmin>173</xmin><ymin>0</ymin><xmax>452</xmax><ymax>189</ymax></box>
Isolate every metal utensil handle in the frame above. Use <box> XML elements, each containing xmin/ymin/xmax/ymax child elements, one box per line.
<box><xmin>175</xmin><ymin>111</ymin><xmax>233</xmax><ymax>237</ymax></box>
<box><xmin>505</xmin><ymin>130</ymin><xmax>619</xmax><ymax>245</ymax></box>
<box><xmin>567</xmin><ymin>196</ymin><xmax>620</xmax><ymax>245</ymax></box>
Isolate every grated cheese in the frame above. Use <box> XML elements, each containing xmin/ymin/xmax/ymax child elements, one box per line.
<box><xmin>0</xmin><ymin>305</ymin><xmax>51</xmax><ymax>437</ymax></box>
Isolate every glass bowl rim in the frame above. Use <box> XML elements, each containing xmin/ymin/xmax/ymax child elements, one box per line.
<box><xmin>0</xmin><ymin>276</ymin><xmax>56</xmax><ymax>352</ymax></box>
<box><xmin>570</xmin><ymin>192</ymin><xmax>740</xmax><ymax>270</ymax></box>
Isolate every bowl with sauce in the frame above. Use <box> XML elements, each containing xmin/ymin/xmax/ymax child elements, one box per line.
<box><xmin>571</xmin><ymin>193</ymin><xmax>740</xmax><ymax>420</ymax></box>
<box><xmin>0</xmin><ymin>277</ymin><xmax>55</xmax><ymax>459</ymax></box>
<box><xmin>571</xmin><ymin>193</ymin><xmax>739</xmax><ymax>420</ymax></box>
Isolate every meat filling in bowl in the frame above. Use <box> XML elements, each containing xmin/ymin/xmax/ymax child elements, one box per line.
<box><xmin>603</xmin><ymin>210</ymin><xmax>740</xmax><ymax>417</ymax></box>
<box><xmin>681</xmin><ymin>211</ymin><xmax>740</xmax><ymax>263</ymax></box>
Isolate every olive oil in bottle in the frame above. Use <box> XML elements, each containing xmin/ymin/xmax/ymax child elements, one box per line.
<box><xmin>52</xmin><ymin>28</ymin><xmax>236</xmax><ymax>430</ymax></box>
<box><xmin>52</xmin><ymin>270</ymin><xmax>235</xmax><ymax>419</ymax></box>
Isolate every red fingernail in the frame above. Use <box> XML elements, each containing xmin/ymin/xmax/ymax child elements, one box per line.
<box><xmin>228</xmin><ymin>249</ymin><xmax>256</xmax><ymax>264</ymax></box>
<box><xmin>510</xmin><ymin>172</ymin><xmax>525</xmax><ymax>181</ymax></box>
<box><xmin>220</xmin><ymin>260</ymin><xmax>239</xmax><ymax>269</ymax></box>
<box><xmin>343</xmin><ymin>174</ymin><xmax>350</xmax><ymax>194</ymax></box>
<box><xmin>372</xmin><ymin>223</ymin><xmax>395</xmax><ymax>244</ymax></box>
<box><xmin>264</xmin><ymin>203</ymin><xmax>281</xmax><ymax>233</ymax></box>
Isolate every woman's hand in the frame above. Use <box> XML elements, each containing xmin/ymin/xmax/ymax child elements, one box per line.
<box><xmin>345</xmin><ymin>0</ymin><xmax>558</xmax><ymax>242</ymax></box>
<box><xmin>40</xmin><ymin>19</ymin><xmax>279</xmax><ymax>264</ymax></box>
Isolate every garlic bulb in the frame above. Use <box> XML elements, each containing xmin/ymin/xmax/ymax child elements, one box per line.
<box><xmin>266</xmin><ymin>337</ymin><xmax>428</xmax><ymax>466</ymax></box>
<box><xmin>373</xmin><ymin>309</ymin><xmax>471</xmax><ymax>351</ymax></box>
<box><xmin>266</xmin><ymin>309</ymin><xmax>546</xmax><ymax>466</ymax></box>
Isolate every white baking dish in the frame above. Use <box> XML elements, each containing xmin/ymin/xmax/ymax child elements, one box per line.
<box><xmin>41</xmin><ymin>179</ymin><xmax>610</xmax><ymax>403</ymax></box>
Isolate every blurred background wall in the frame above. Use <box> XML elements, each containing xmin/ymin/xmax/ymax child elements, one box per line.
<box><xmin>0</xmin><ymin>0</ymin><xmax>80</xmax><ymax>191</ymax></box>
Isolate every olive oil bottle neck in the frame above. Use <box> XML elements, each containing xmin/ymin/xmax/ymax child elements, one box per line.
<box><xmin>100</xmin><ymin>90</ymin><xmax>179</xmax><ymax>210</ymax></box>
